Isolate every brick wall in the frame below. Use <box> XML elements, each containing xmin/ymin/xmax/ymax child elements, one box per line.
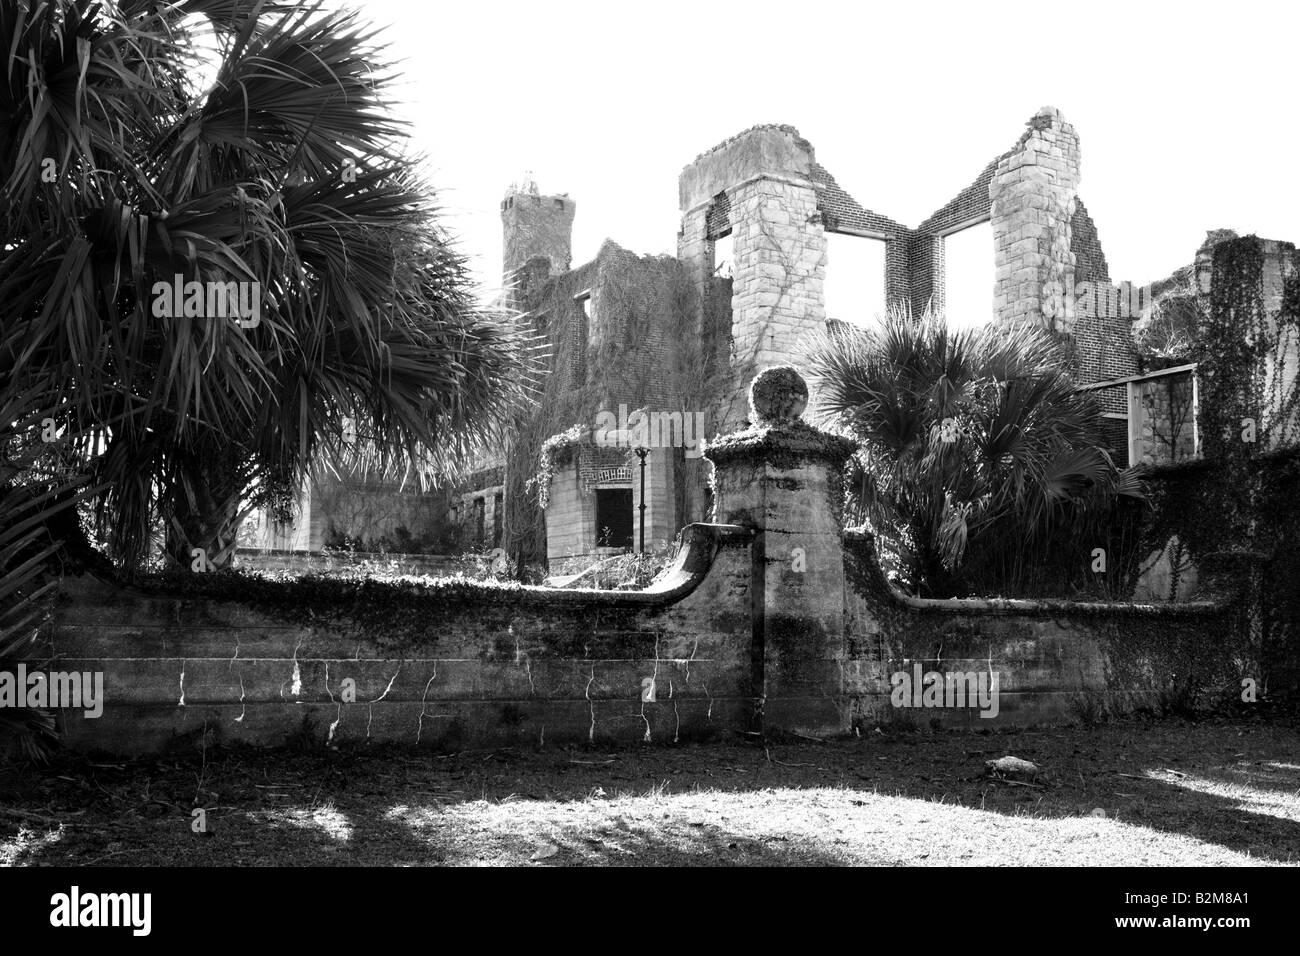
<box><xmin>1065</xmin><ymin>198</ymin><xmax>1134</xmax><ymax>398</ymax></box>
<box><xmin>906</xmin><ymin>232</ymin><xmax>945</xmax><ymax>317</ymax></box>
<box><xmin>810</xmin><ymin>162</ymin><xmax>908</xmax><ymax>238</ymax></box>
<box><xmin>1071</xmin><ymin>199</ymin><xmax>1110</xmax><ymax>284</ymax></box>
<box><xmin>921</xmin><ymin>160</ymin><xmax>998</xmax><ymax>234</ymax></box>
<box><xmin>1071</xmin><ymin>313</ymin><xmax>1139</xmax><ymax>397</ymax></box>
<box><xmin>704</xmin><ymin>191</ymin><xmax>731</xmax><ymax>239</ymax></box>
<box><xmin>885</xmin><ymin>238</ymin><xmax>911</xmax><ymax>311</ymax></box>
<box><xmin>551</xmin><ymin>259</ymin><xmax>599</xmax><ymax>390</ymax></box>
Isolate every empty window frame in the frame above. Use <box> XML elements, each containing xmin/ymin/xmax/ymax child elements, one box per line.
<box><xmin>712</xmin><ymin>232</ymin><xmax>735</xmax><ymax>280</ymax></box>
<box><xmin>942</xmin><ymin>220</ymin><xmax>994</xmax><ymax>331</ymax></box>
<box><xmin>572</xmin><ymin>290</ymin><xmax>592</xmax><ymax>386</ymax></box>
<box><xmin>823</xmin><ymin>233</ymin><xmax>886</xmax><ymax>326</ymax></box>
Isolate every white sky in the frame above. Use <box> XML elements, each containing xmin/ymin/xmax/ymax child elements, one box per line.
<box><xmin>342</xmin><ymin>0</ymin><xmax>1297</xmax><ymax>315</ymax></box>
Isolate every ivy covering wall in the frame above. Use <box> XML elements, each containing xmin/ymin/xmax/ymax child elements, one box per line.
<box><xmin>1141</xmin><ymin>236</ymin><xmax>1300</xmax><ymax>703</ymax></box>
<box><xmin>496</xmin><ymin>243</ymin><xmax>713</xmax><ymax>571</ymax></box>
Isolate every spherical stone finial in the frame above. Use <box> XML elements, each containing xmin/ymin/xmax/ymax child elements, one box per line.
<box><xmin>750</xmin><ymin>365</ymin><xmax>808</xmax><ymax>424</ymax></box>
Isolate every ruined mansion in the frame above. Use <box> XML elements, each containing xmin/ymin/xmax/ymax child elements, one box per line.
<box><xmin>244</xmin><ymin>106</ymin><xmax>1298</xmax><ymax>576</ymax></box>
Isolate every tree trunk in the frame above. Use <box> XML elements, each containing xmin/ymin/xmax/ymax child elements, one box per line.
<box><xmin>164</xmin><ymin>456</ymin><xmax>243</xmax><ymax>572</ymax></box>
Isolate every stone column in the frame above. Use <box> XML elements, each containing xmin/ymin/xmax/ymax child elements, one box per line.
<box><xmin>677</xmin><ymin>125</ymin><xmax>828</xmax><ymax>434</ymax></box>
<box><xmin>990</xmin><ymin>107</ymin><xmax>1081</xmax><ymax>332</ymax></box>
<box><xmin>727</xmin><ymin>178</ymin><xmax>826</xmax><ymax>429</ymax></box>
<box><xmin>704</xmin><ymin>366</ymin><xmax>857</xmax><ymax>735</ymax></box>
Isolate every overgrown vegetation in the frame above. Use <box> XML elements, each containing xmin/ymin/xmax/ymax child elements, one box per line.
<box><xmin>132</xmin><ymin>566</ymin><xmax>524</xmax><ymax>653</ymax></box>
<box><xmin>0</xmin><ymin>397</ymin><xmax>83</xmax><ymax>762</ymax></box>
<box><xmin>1140</xmin><ymin>236</ymin><xmax>1300</xmax><ymax>703</ymax></box>
<box><xmin>1134</xmin><ymin>266</ymin><xmax>1203</xmax><ymax>364</ymax></box>
<box><xmin>0</xmin><ymin>0</ymin><xmax>529</xmax><ymax>576</ymax></box>
<box><xmin>809</xmin><ymin>307</ymin><xmax>1146</xmax><ymax>598</ymax></box>
<box><xmin>499</xmin><ymin>245</ymin><xmax>712</xmax><ymax>571</ymax></box>
<box><xmin>0</xmin><ymin>0</ymin><xmax>528</xmax><ymax>756</ymax></box>
<box><xmin>547</xmin><ymin>547</ymin><xmax>676</xmax><ymax>589</ymax></box>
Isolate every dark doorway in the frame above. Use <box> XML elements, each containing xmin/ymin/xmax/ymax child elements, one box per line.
<box><xmin>595</xmin><ymin>488</ymin><xmax>633</xmax><ymax>548</ymax></box>
<box><xmin>473</xmin><ymin>497</ymin><xmax>485</xmax><ymax>546</ymax></box>
<box><xmin>492</xmin><ymin>492</ymin><xmax>503</xmax><ymax>546</ymax></box>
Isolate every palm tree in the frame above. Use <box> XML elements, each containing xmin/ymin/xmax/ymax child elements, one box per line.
<box><xmin>0</xmin><ymin>386</ymin><xmax>117</xmax><ymax>758</ymax></box>
<box><xmin>1</xmin><ymin>0</ymin><xmax>530</xmax><ymax>573</ymax></box>
<box><xmin>808</xmin><ymin>308</ymin><xmax>1145</xmax><ymax>597</ymax></box>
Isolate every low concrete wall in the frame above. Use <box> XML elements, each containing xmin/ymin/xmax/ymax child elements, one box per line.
<box><xmin>46</xmin><ymin>526</ymin><xmax>756</xmax><ymax>753</ymax></box>
<box><xmin>841</xmin><ymin>533</ymin><xmax>1240</xmax><ymax>729</ymax></box>
<box><xmin>44</xmin><ymin>525</ymin><xmax>1239</xmax><ymax>753</ymax></box>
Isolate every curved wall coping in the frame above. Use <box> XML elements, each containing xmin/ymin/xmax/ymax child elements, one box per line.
<box><xmin>98</xmin><ymin>523</ymin><xmax>754</xmax><ymax>613</ymax></box>
<box><xmin>843</xmin><ymin>531</ymin><xmax>1235</xmax><ymax>619</ymax></box>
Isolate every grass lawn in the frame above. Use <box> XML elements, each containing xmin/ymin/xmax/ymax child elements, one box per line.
<box><xmin>1</xmin><ymin>716</ymin><xmax>1297</xmax><ymax>866</ymax></box>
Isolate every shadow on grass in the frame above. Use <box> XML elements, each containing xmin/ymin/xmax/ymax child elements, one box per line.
<box><xmin>2</xmin><ymin>718</ymin><xmax>1297</xmax><ymax>865</ymax></box>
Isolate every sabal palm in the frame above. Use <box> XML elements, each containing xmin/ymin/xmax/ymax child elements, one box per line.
<box><xmin>1</xmin><ymin>0</ymin><xmax>530</xmax><ymax>572</ymax></box>
<box><xmin>808</xmin><ymin>308</ymin><xmax>1144</xmax><ymax>597</ymax></box>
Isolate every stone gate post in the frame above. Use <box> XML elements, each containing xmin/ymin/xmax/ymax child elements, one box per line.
<box><xmin>704</xmin><ymin>366</ymin><xmax>857</xmax><ymax>736</ymax></box>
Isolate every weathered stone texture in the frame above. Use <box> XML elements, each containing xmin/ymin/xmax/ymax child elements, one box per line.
<box><xmin>48</xmin><ymin>372</ymin><xmax>1241</xmax><ymax>753</ymax></box>
<box><xmin>989</xmin><ymin>106</ymin><xmax>1082</xmax><ymax>332</ymax></box>
<box><xmin>49</xmin><ymin>525</ymin><xmax>756</xmax><ymax>752</ymax></box>
<box><xmin>502</xmin><ymin>186</ymin><xmax>576</xmax><ymax>291</ymax></box>
<box><xmin>725</xmin><ymin>176</ymin><xmax>827</xmax><ymax>429</ymax></box>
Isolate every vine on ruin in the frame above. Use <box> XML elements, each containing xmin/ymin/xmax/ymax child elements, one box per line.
<box><xmin>531</xmin><ymin>424</ymin><xmax>585</xmax><ymax>510</ymax></box>
<box><xmin>1141</xmin><ymin>237</ymin><xmax>1300</xmax><ymax>703</ymax></box>
<box><xmin>496</xmin><ymin>246</ymin><xmax>712</xmax><ymax>572</ymax></box>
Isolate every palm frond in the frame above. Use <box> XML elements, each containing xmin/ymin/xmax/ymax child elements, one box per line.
<box><xmin>808</xmin><ymin>305</ymin><xmax>1145</xmax><ymax>596</ymax></box>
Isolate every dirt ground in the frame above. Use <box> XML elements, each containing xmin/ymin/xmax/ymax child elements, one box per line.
<box><xmin>1</xmin><ymin>716</ymin><xmax>1297</xmax><ymax>866</ymax></box>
